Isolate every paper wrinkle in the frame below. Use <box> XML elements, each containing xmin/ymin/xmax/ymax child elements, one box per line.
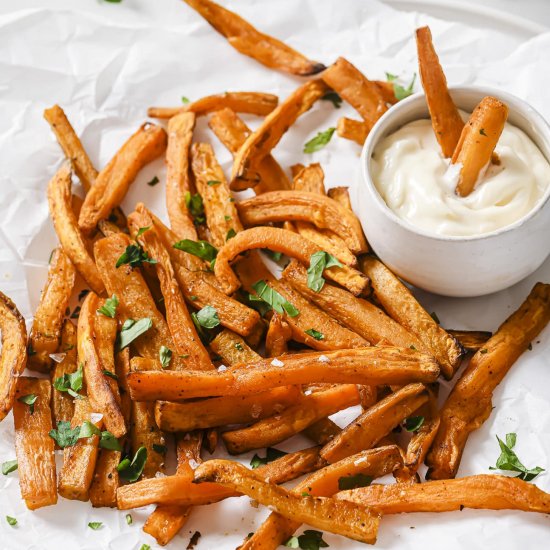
<box><xmin>1</xmin><ymin>1</ymin><xmax>550</xmax><ymax>548</ymax></box>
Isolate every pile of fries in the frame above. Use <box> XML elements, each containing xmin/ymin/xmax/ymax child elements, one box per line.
<box><xmin>1</xmin><ymin>1</ymin><xmax>549</xmax><ymax>548</ymax></box>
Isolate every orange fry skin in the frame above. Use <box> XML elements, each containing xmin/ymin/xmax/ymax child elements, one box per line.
<box><xmin>214</xmin><ymin>226</ymin><xmax>369</xmax><ymax>296</ymax></box>
<box><xmin>28</xmin><ymin>248</ymin><xmax>76</xmax><ymax>372</ymax></box>
<box><xmin>242</xmin><ymin>446</ymin><xmax>401</xmax><ymax>550</ymax></box>
<box><xmin>78</xmin><ymin>123</ymin><xmax>167</xmax><ymax>234</ymax></box>
<box><xmin>47</xmin><ymin>162</ymin><xmax>105</xmax><ymax>294</ymax></box>
<box><xmin>13</xmin><ymin>378</ymin><xmax>57</xmax><ymax>510</ymax></box>
<box><xmin>237</xmin><ymin>190</ymin><xmax>368</xmax><ymax>254</ymax></box>
<box><xmin>148</xmin><ymin>91</ymin><xmax>279</xmax><ymax>119</ymax></box>
<box><xmin>453</xmin><ymin>96</ymin><xmax>509</xmax><ymax>197</ymax></box>
<box><xmin>222</xmin><ymin>384</ymin><xmax>360</xmax><ymax>454</ymax></box>
<box><xmin>230</xmin><ymin>80</ymin><xmax>329</xmax><ymax>190</ymax></box>
<box><xmin>336</xmin><ymin>475</ymin><xmax>550</xmax><ymax>514</ymax></box>
<box><xmin>321</xmin><ymin>57</ymin><xmax>387</xmax><ymax>127</ymax></box>
<box><xmin>0</xmin><ymin>292</ymin><xmax>27</xmax><ymax>422</ymax></box>
<box><xmin>427</xmin><ymin>282</ymin><xmax>550</xmax><ymax>480</ymax></box>
<box><xmin>416</xmin><ymin>26</ymin><xmax>464</xmax><ymax>157</ymax></box>
<box><xmin>126</xmin><ymin>348</ymin><xmax>440</xmax><ymax>401</ymax></box>
<box><xmin>194</xmin><ymin>460</ymin><xmax>380</xmax><ymax>545</ymax></box>
<box><xmin>165</xmin><ymin>112</ymin><xmax>198</xmax><ymax>240</ymax></box>
<box><xmin>208</xmin><ymin>107</ymin><xmax>290</xmax><ymax>194</ymax></box>
<box><xmin>320</xmin><ymin>383</ymin><xmax>429</xmax><ymax>464</ymax></box>
<box><xmin>183</xmin><ymin>0</ymin><xmax>325</xmax><ymax>76</ymax></box>
<box><xmin>336</xmin><ymin>117</ymin><xmax>370</xmax><ymax>145</ymax></box>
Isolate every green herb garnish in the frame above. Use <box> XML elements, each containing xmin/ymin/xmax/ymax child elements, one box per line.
<box><xmin>250</xmin><ymin>447</ymin><xmax>287</xmax><ymax>469</ymax></box>
<box><xmin>117</xmin><ymin>446</ymin><xmax>147</xmax><ymax>483</ymax></box>
<box><xmin>117</xmin><ymin>318</ymin><xmax>153</xmax><ymax>351</ymax></box>
<box><xmin>1</xmin><ymin>460</ymin><xmax>18</xmax><ymax>475</ymax></box>
<box><xmin>173</xmin><ymin>239</ymin><xmax>218</xmax><ymax>262</ymax></box>
<box><xmin>18</xmin><ymin>394</ymin><xmax>37</xmax><ymax>414</ymax></box>
<box><xmin>6</xmin><ymin>516</ymin><xmax>17</xmax><ymax>526</ymax></box>
<box><xmin>404</xmin><ymin>416</ymin><xmax>424</xmax><ymax>432</ymax></box>
<box><xmin>251</xmin><ymin>280</ymin><xmax>299</xmax><ymax>317</ymax></box>
<box><xmin>303</xmin><ymin>127</ymin><xmax>335</xmax><ymax>154</ymax></box>
<box><xmin>489</xmin><ymin>433</ymin><xmax>544</xmax><ymax>481</ymax></box>
<box><xmin>159</xmin><ymin>346</ymin><xmax>172</xmax><ymax>369</ymax></box>
<box><xmin>97</xmin><ymin>294</ymin><xmax>119</xmax><ymax>318</ymax></box>
<box><xmin>54</xmin><ymin>364</ymin><xmax>84</xmax><ymax>399</ymax></box>
<box><xmin>116</xmin><ymin>244</ymin><xmax>157</xmax><ymax>268</ymax></box>
<box><xmin>184</xmin><ymin>192</ymin><xmax>205</xmax><ymax>225</ymax></box>
<box><xmin>304</xmin><ymin>329</ymin><xmax>324</xmax><ymax>341</ymax></box>
<box><xmin>88</xmin><ymin>522</ymin><xmax>102</xmax><ymax>530</ymax></box>
<box><xmin>147</xmin><ymin>176</ymin><xmax>159</xmax><ymax>187</ymax></box>
<box><xmin>285</xmin><ymin>530</ymin><xmax>328</xmax><ymax>550</ymax></box>
<box><xmin>49</xmin><ymin>421</ymin><xmax>81</xmax><ymax>448</ymax></box>
<box><xmin>321</xmin><ymin>91</ymin><xmax>342</xmax><ymax>109</ymax></box>
<box><xmin>307</xmin><ymin>251</ymin><xmax>342</xmax><ymax>292</ymax></box>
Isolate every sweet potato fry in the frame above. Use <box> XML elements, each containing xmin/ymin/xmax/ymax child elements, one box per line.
<box><xmin>236</xmin><ymin>253</ymin><xmax>367</xmax><ymax>351</ymax></box>
<box><xmin>183</xmin><ymin>0</ymin><xmax>325</xmax><ymax>75</ymax></box>
<box><xmin>155</xmin><ymin>386</ymin><xmax>301</xmax><ymax>432</ymax></box>
<box><xmin>230</xmin><ymin>80</ymin><xmax>329</xmax><ymax>190</ymax></box>
<box><xmin>47</xmin><ymin>163</ymin><xmax>105</xmax><ymax>294</ymax></box>
<box><xmin>28</xmin><ymin>248</ymin><xmax>76</xmax><ymax>372</ymax></box>
<box><xmin>375</xmin><ymin>80</ymin><xmax>399</xmax><ymax>105</ymax></box>
<box><xmin>58</xmin><ymin>397</ymin><xmax>102</xmax><ymax>501</ymax></box>
<box><xmin>78</xmin><ymin>123</ymin><xmax>167</xmax><ymax>234</ymax></box>
<box><xmin>165</xmin><ymin>112</ymin><xmax>198</xmax><ymax>240</ymax></box>
<box><xmin>427</xmin><ymin>282</ymin><xmax>550</xmax><ymax>480</ymax></box>
<box><xmin>194</xmin><ymin>460</ymin><xmax>380</xmax><ymax>544</ymax></box>
<box><xmin>150</xmin><ymin>215</ymin><xmax>261</xmax><ymax>337</ymax></box>
<box><xmin>303</xmin><ymin>419</ymin><xmax>341</xmax><ymax>446</ymax></box>
<box><xmin>453</xmin><ymin>96</ymin><xmax>509</xmax><ymax>196</ymax></box>
<box><xmin>337</xmin><ymin>117</ymin><xmax>370</xmax><ymax>145</ymax></box>
<box><xmin>292</xmin><ymin>163</ymin><xmax>325</xmax><ymax>194</ymax></box>
<box><xmin>360</xmin><ymin>256</ymin><xmax>464</xmax><ymax>379</ymax></box>
<box><xmin>43</xmin><ymin>105</ymin><xmax>98</xmax><ymax>191</ymax></box>
<box><xmin>143</xmin><ymin>433</ymin><xmax>200</xmax><ymax>545</ymax></box>
<box><xmin>209</xmin><ymin>329</ymin><xmax>259</xmax><ymax>364</ymax></box>
<box><xmin>78</xmin><ymin>292</ymin><xmax>126</xmax><ymax>437</ymax></box>
<box><xmin>94</xmin><ymin>306</ymin><xmax>121</xmax><ymax>404</ymax></box>
<box><xmin>89</xmin><ymin>448</ymin><xmax>121</xmax><ymax>508</ymax></box>
<box><xmin>336</xmin><ymin>475</ymin><xmax>550</xmax><ymax>514</ymax></box>
<box><xmin>148</xmin><ymin>91</ymin><xmax>279</xmax><ymax>119</ymax></box>
<box><xmin>94</xmin><ymin>233</ymin><xmax>187</xmax><ymax>370</ymax></box>
<box><xmin>208</xmin><ymin>107</ymin><xmax>290</xmax><ymax>194</ymax></box>
<box><xmin>0</xmin><ymin>292</ymin><xmax>27</xmax><ymax>422</ymax></box>
<box><xmin>214</xmin><ymin>227</ymin><xmax>369</xmax><ymax>296</ymax></box>
<box><xmin>404</xmin><ymin>387</ymin><xmax>440</xmax><ymax>474</ymax></box>
<box><xmin>416</xmin><ymin>26</ymin><xmax>464</xmax><ymax>157</ymax></box>
<box><xmin>238</xmin><ymin>190</ymin><xmax>368</xmax><ymax>254</ymax></box>
<box><xmin>126</xmin><ymin>348</ymin><xmax>440</xmax><ymax>401</ymax></box>
<box><xmin>322</xmin><ymin>57</ymin><xmax>387</xmax><ymax>127</ymax></box>
<box><xmin>117</xmin><ymin>446</ymin><xmax>322</xmax><ymax>510</ymax></box>
<box><xmin>13</xmin><ymin>377</ymin><xmax>57</xmax><ymax>509</ymax></box>
<box><xmin>327</xmin><ymin>186</ymin><xmax>352</xmax><ymax>210</ymax></box>
<box><xmin>320</xmin><ymin>383</ymin><xmax>429</xmax><ymax>464</ymax></box>
<box><xmin>447</xmin><ymin>329</ymin><xmax>492</xmax><ymax>352</ymax></box>
<box><xmin>128</xmin><ymin>207</ymin><xmax>214</xmax><ymax>370</ymax></box>
<box><xmin>190</xmin><ymin>142</ymin><xmax>243</xmax><ymax>247</ymax></box>
<box><xmin>283</xmin><ymin>260</ymin><xmax>424</xmax><ymax>348</ymax></box>
<box><xmin>130</xmin><ymin>357</ymin><xmax>166</xmax><ymax>479</ymax></box>
<box><xmin>51</xmin><ymin>320</ymin><xmax>78</xmax><ymax>424</ymax></box>
<box><xmin>222</xmin><ymin>384</ymin><xmax>360</xmax><ymax>454</ymax></box>
<box><xmin>242</xmin><ymin>446</ymin><xmax>401</xmax><ymax>549</ymax></box>
<box><xmin>265</xmin><ymin>312</ymin><xmax>292</xmax><ymax>356</ymax></box>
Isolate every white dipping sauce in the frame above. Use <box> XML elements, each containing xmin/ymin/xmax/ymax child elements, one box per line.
<box><xmin>371</xmin><ymin>116</ymin><xmax>550</xmax><ymax>237</ymax></box>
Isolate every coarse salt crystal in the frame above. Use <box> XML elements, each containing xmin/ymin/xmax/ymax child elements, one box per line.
<box><xmin>271</xmin><ymin>358</ymin><xmax>284</xmax><ymax>367</ymax></box>
<box><xmin>49</xmin><ymin>352</ymin><xmax>66</xmax><ymax>363</ymax></box>
<box><xmin>218</xmin><ymin>365</ymin><xmax>227</xmax><ymax>372</ymax></box>
<box><xmin>304</xmin><ymin>389</ymin><xmax>312</xmax><ymax>396</ymax></box>
<box><xmin>188</xmin><ymin>459</ymin><xmax>199</xmax><ymax>470</ymax></box>
<box><xmin>318</xmin><ymin>355</ymin><xmax>330</xmax><ymax>363</ymax></box>
<box><xmin>90</xmin><ymin>413</ymin><xmax>103</xmax><ymax>424</ymax></box>
<box><xmin>155</xmin><ymin>471</ymin><xmax>167</xmax><ymax>478</ymax></box>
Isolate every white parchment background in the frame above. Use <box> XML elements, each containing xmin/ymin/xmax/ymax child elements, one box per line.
<box><xmin>1</xmin><ymin>0</ymin><xmax>550</xmax><ymax>548</ymax></box>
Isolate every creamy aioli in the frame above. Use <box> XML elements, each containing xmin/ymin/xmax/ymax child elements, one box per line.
<box><xmin>371</xmin><ymin>116</ymin><xmax>550</xmax><ymax>237</ymax></box>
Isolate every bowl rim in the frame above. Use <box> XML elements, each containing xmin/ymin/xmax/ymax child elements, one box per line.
<box><xmin>360</xmin><ymin>85</ymin><xmax>550</xmax><ymax>242</ymax></box>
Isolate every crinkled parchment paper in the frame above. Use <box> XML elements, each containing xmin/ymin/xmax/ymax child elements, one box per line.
<box><xmin>0</xmin><ymin>0</ymin><xmax>550</xmax><ymax>548</ymax></box>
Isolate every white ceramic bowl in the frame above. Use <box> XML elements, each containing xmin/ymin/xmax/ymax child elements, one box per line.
<box><xmin>354</xmin><ymin>86</ymin><xmax>550</xmax><ymax>297</ymax></box>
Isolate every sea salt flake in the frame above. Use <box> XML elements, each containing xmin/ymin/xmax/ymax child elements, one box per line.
<box><xmin>318</xmin><ymin>355</ymin><xmax>330</xmax><ymax>363</ymax></box>
<box><xmin>218</xmin><ymin>365</ymin><xmax>227</xmax><ymax>372</ymax></box>
<box><xmin>188</xmin><ymin>459</ymin><xmax>199</xmax><ymax>470</ymax></box>
<box><xmin>271</xmin><ymin>358</ymin><xmax>284</xmax><ymax>367</ymax></box>
<box><xmin>49</xmin><ymin>352</ymin><xmax>66</xmax><ymax>363</ymax></box>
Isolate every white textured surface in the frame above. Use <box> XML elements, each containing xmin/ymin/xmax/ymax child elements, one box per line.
<box><xmin>1</xmin><ymin>1</ymin><xmax>550</xmax><ymax>549</ymax></box>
